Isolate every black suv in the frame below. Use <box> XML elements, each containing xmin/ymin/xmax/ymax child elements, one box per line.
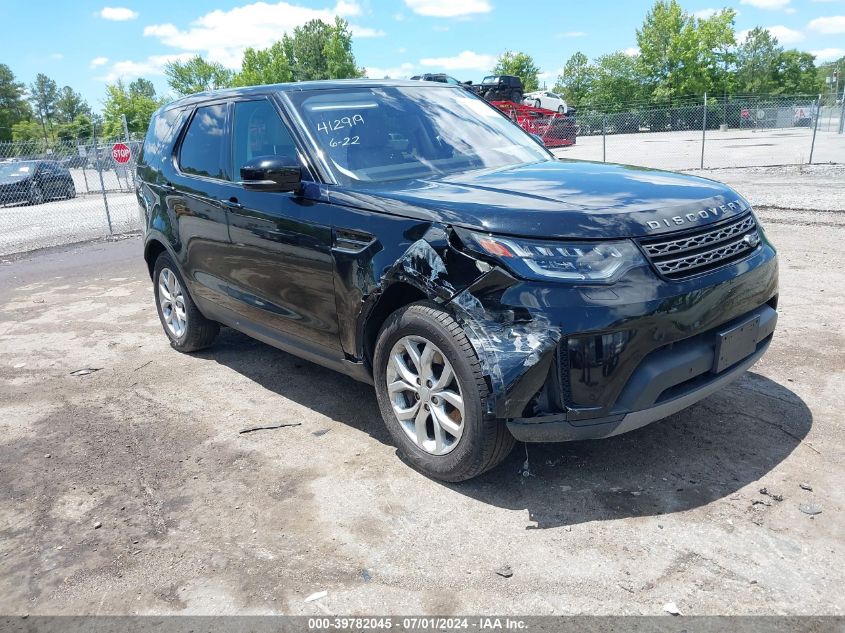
<box><xmin>0</xmin><ymin>160</ymin><xmax>76</xmax><ymax>206</ymax></box>
<box><xmin>470</xmin><ymin>75</ymin><xmax>524</xmax><ymax>102</ymax></box>
<box><xmin>137</xmin><ymin>81</ymin><xmax>778</xmax><ymax>481</ymax></box>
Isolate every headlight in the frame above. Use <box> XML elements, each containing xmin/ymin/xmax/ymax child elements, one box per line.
<box><xmin>458</xmin><ymin>229</ymin><xmax>647</xmax><ymax>283</ymax></box>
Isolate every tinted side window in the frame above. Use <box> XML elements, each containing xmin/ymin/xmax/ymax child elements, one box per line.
<box><xmin>231</xmin><ymin>100</ymin><xmax>296</xmax><ymax>179</ymax></box>
<box><xmin>139</xmin><ymin>107</ymin><xmax>185</xmax><ymax>168</ymax></box>
<box><xmin>179</xmin><ymin>104</ymin><xmax>228</xmax><ymax>180</ymax></box>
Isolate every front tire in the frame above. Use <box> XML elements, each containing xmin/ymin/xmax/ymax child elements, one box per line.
<box><xmin>373</xmin><ymin>302</ymin><xmax>514</xmax><ymax>482</ymax></box>
<box><xmin>153</xmin><ymin>253</ymin><xmax>219</xmax><ymax>352</ymax></box>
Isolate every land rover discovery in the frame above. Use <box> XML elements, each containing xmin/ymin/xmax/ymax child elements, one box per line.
<box><xmin>137</xmin><ymin>81</ymin><xmax>778</xmax><ymax>481</ymax></box>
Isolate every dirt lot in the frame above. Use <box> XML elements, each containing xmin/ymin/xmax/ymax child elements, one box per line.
<box><xmin>0</xmin><ymin>166</ymin><xmax>843</xmax><ymax>616</ymax></box>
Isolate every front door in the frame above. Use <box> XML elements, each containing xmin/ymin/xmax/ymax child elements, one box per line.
<box><xmin>219</xmin><ymin>97</ymin><xmax>341</xmax><ymax>353</ymax></box>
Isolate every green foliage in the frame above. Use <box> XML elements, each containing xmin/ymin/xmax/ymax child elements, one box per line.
<box><xmin>235</xmin><ymin>42</ymin><xmax>293</xmax><ymax>86</ymax></box>
<box><xmin>11</xmin><ymin>119</ymin><xmax>43</xmax><ymax>142</ymax></box>
<box><xmin>55</xmin><ymin>114</ymin><xmax>94</xmax><ymax>142</ymax></box>
<box><xmin>735</xmin><ymin>27</ymin><xmax>781</xmax><ymax>95</ymax></box>
<box><xmin>773</xmin><ymin>50</ymin><xmax>823</xmax><ymax>96</ymax></box>
<box><xmin>55</xmin><ymin>86</ymin><xmax>91</xmax><ymax>124</ymax></box>
<box><xmin>0</xmin><ymin>63</ymin><xmax>31</xmax><ymax>141</ymax></box>
<box><xmin>493</xmin><ymin>51</ymin><xmax>540</xmax><ymax>92</ymax></box>
<box><xmin>590</xmin><ymin>52</ymin><xmax>647</xmax><ymax>109</ymax></box>
<box><xmin>324</xmin><ymin>17</ymin><xmax>363</xmax><ymax>80</ymax></box>
<box><xmin>554</xmin><ymin>52</ymin><xmax>594</xmax><ymax>105</ymax></box>
<box><xmin>102</xmin><ymin>79</ymin><xmax>166</xmax><ymax>138</ymax></box>
<box><xmin>29</xmin><ymin>73</ymin><xmax>59</xmax><ymax>137</ymax></box>
<box><xmin>165</xmin><ymin>55</ymin><xmax>235</xmax><ymax>97</ymax></box>
<box><xmin>284</xmin><ymin>18</ymin><xmax>364</xmax><ymax>82</ymax></box>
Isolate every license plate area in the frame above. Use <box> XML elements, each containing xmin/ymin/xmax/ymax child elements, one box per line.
<box><xmin>713</xmin><ymin>316</ymin><xmax>760</xmax><ymax>373</ymax></box>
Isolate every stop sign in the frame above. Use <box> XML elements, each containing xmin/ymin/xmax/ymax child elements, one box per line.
<box><xmin>112</xmin><ymin>142</ymin><xmax>131</xmax><ymax>164</ymax></box>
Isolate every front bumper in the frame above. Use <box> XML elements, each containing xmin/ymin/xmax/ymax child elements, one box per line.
<box><xmin>507</xmin><ymin>304</ymin><xmax>775</xmax><ymax>441</ymax></box>
<box><xmin>447</xmin><ymin>241</ymin><xmax>778</xmax><ymax>441</ymax></box>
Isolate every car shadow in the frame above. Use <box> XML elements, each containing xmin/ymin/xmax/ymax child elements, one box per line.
<box><xmin>201</xmin><ymin>330</ymin><xmax>811</xmax><ymax>529</ymax></box>
<box><xmin>196</xmin><ymin>328</ymin><xmax>393</xmax><ymax>445</ymax></box>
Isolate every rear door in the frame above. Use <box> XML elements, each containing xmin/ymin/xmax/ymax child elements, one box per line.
<box><xmin>167</xmin><ymin>101</ymin><xmax>235</xmax><ymax>308</ymax></box>
<box><xmin>219</xmin><ymin>96</ymin><xmax>341</xmax><ymax>353</ymax></box>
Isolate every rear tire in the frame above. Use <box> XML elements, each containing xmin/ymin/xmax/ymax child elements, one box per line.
<box><xmin>28</xmin><ymin>183</ymin><xmax>44</xmax><ymax>205</ymax></box>
<box><xmin>373</xmin><ymin>302</ymin><xmax>514</xmax><ymax>482</ymax></box>
<box><xmin>510</xmin><ymin>90</ymin><xmax>522</xmax><ymax>103</ymax></box>
<box><xmin>153</xmin><ymin>253</ymin><xmax>219</xmax><ymax>353</ymax></box>
<box><xmin>534</xmin><ymin>99</ymin><xmax>542</xmax><ymax>108</ymax></box>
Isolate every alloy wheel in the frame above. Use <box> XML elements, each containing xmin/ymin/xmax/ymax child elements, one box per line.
<box><xmin>158</xmin><ymin>268</ymin><xmax>187</xmax><ymax>339</ymax></box>
<box><xmin>386</xmin><ymin>335</ymin><xmax>465</xmax><ymax>456</ymax></box>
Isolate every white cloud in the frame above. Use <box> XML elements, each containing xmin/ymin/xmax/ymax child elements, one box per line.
<box><xmin>538</xmin><ymin>68</ymin><xmax>563</xmax><ymax>81</ymax></box>
<box><xmin>810</xmin><ymin>47</ymin><xmax>845</xmax><ymax>59</ymax></box>
<box><xmin>98</xmin><ymin>7</ymin><xmax>139</xmax><ymax>21</ymax></box>
<box><xmin>90</xmin><ymin>56</ymin><xmax>109</xmax><ymax>68</ymax></box>
<box><xmin>738</xmin><ymin>25</ymin><xmax>804</xmax><ymax>42</ymax></box>
<box><xmin>808</xmin><ymin>15</ymin><xmax>845</xmax><ymax>32</ymax></box>
<box><xmin>740</xmin><ymin>0</ymin><xmax>790</xmax><ymax>8</ymax></box>
<box><xmin>50</xmin><ymin>53</ymin><xmax>64</xmax><ymax>60</ymax></box>
<box><xmin>623</xmin><ymin>47</ymin><xmax>640</xmax><ymax>56</ymax></box>
<box><xmin>556</xmin><ymin>31</ymin><xmax>586</xmax><ymax>37</ymax></box>
<box><xmin>403</xmin><ymin>0</ymin><xmax>492</xmax><ymax>18</ymax></box>
<box><xmin>419</xmin><ymin>50</ymin><xmax>495</xmax><ymax>71</ymax></box>
<box><xmin>763</xmin><ymin>24</ymin><xmax>805</xmax><ymax>42</ymax></box>
<box><xmin>349</xmin><ymin>25</ymin><xmax>385</xmax><ymax>37</ymax></box>
<box><xmin>694</xmin><ymin>8</ymin><xmax>718</xmax><ymax>18</ymax></box>
<box><xmin>365</xmin><ymin>62</ymin><xmax>416</xmax><ymax>78</ymax></box>
<box><xmin>143</xmin><ymin>1</ymin><xmax>363</xmax><ymax>68</ymax></box>
<box><xmin>96</xmin><ymin>53</ymin><xmax>195</xmax><ymax>82</ymax></box>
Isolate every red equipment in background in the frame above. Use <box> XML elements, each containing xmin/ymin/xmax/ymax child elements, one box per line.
<box><xmin>490</xmin><ymin>101</ymin><xmax>577</xmax><ymax>148</ymax></box>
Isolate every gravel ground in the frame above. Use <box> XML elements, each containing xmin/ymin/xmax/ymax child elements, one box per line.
<box><xmin>0</xmin><ymin>168</ymin><xmax>842</xmax><ymax>616</ymax></box>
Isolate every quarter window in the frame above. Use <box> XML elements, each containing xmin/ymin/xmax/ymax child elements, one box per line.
<box><xmin>179</xmin><ymin>104</ymin><xmax>228</xmax><ymax>180</ymax></box>
<box><xmin>231</xmin><ymin>100</ymin><xmax>297</xmax><ymax>179</ymax></box>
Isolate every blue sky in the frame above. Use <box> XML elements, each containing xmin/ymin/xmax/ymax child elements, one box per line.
<box><xmin>4</xmin><ymin>0</ymin><xmax>845</xmax><ymax>110</ymax></box>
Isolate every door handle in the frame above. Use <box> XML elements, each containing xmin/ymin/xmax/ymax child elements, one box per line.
<box><xmin>220</xmin><ymin>198</ymin><xmax>244</xmax><ymax>210</ymax></box>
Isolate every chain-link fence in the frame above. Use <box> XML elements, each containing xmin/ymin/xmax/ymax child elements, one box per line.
<box><xmin>555</xmin><ymin>94</ymin><xmax>845</xmax><ymax>171</ymax></box>
<box><xmin>0</xmin><ymin>137</ymin><xmax>141</xmax><ymax>256</ymax></box>
<box><xmin>1</xmin><ymin>93</ymin><xmax>843</xmax><ymax>256</ymax></box>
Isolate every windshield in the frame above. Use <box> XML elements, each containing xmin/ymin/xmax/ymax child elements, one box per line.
<box><xmin>0</xmin><ymin>162</ymin><xmax>34</xmax><ymax>178</ymax></box>
<box><xmin>288</xmin><ymin>86</ymin><xmax>550</xmax><ymax>184</ymax></box>
<box><xmin>481</xmin><ymin>76</ymin><xmax>499</xmax><ymax>85</ymax></box>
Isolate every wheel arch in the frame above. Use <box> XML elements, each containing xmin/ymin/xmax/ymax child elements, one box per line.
<box><xmin>361</xmin><ymin>281</ymin><xmax>428</xmax><ymax>369</ymax></box>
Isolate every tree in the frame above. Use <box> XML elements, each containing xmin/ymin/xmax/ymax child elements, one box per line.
<box><xmin>55</xmin><ymin>114</ymin><xmax>94</xmax><ymax>142</ymax></box>
<box><xmin>54</xmin><ymin>86</ymin><xmax>91</xmax><ymax>124</ymax></box>
<box><xmin>102</xmin><ymin>78</ymin><xmax>166</xmax><ymax>137</ymax></box>
<box><xmin>0</xmin><ymin>64</ymin><xmax>31</xmax><ymax>142</ymax></box>
<box><xmin>284</xmin><ymin>18</ymin><xmax>364</xmax><ymax>81</ymax></box>
<box><xmin>773</xmin><ymin>50</ymin><xmax>821</xmax><ymax>96</ymax></box>
<box><xmin>29</xmin><ymin>73</ymin><xmax>59</xmax><ymax>141</ymax></box>
<box><xmin>493</xmin><ymin>51</ymin><xmax>540</xmax><ymax>92</ymax></box>
<box><xmin>735</xmin><ymin>27</ymin><xmax>782</xmax><ymax>95</ymax></box>
<box><xmin>165</xmin><ymin>55</ymin><xmax>235</xmax><ymax>97</ymax></box>
<box><xmin>11</xmin><ymin>119</ymin><xmax>42</xmax><ymax>142</ymax></box>
<box><xmin>324</xmin><ymin>17</ymin><xmax>363</xmax><ymax>79</ymax></box>
<box><xmin>554</xmin><ymin>52</ymin><xmax>594</xmax><ymax>105</ymax></box>
<box><xmin>234</xmin><ymin>41</ymin><xmax>293</xmax><ymax>86</ymax></box>
<box><xmin>590</xmin><ymin>52</ymin><xmax>647</xmax><ymax>109</ymax></box>
<box><xmin>697</xmin><ymin>9</ymin><xmax>737</xmax><ymax>100</ymax></box>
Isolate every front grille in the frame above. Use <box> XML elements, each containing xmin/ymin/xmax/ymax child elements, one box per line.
<box><xmin>639</xmin><ymin>212</ymin><xmax>760</xmax><ymax>279</ymax></box>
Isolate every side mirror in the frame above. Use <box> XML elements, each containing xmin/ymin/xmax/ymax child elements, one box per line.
<box><xmin>239</xmin><ymin>155</ymin><xmax>301</xmax><ymax>192</ymax></box>
<box><xmin>464</xmin><ymin>80</ymin><xmax>473</xmax><ymax>85</ymax></box>
<box><xmin>530</xmin><ymin>133</ymin><xmax>545</xmax><ymax>146</ymax></box>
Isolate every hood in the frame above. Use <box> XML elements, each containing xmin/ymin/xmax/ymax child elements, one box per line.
<box><xmin>0</xmin><ymin>174</ymin><xmax>29</xmax><ymax>186</ymax></box>
<box><xmin>328</xmin><ymin>160</ymin><xmax>750</xmax><ymax>239</ymax></box>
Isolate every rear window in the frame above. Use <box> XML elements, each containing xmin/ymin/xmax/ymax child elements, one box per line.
<box><xmin>139</xmin><ymin>107</ymin><xmax>185</xmax><ymax>168</ymax></box>
<box><xmin>178</xmin><ymin>104</ymin><xmax>228</xmax><ymax>180</ymax></box>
